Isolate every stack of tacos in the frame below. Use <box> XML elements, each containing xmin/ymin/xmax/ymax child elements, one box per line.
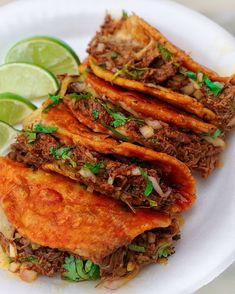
<box><xmin>2</xmin><ymin>11</ymin><xmax>234</xmax><ymax>288</ymax></box>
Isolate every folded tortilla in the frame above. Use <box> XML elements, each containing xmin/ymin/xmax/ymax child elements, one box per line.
<box><xmin>0</xmin><ymin>157</ymin><xmax>179</xmax><ymax>286</ymax></box>
<box><xmin>59</xmin><ymin>73</ymin><xmax>224</xmax><ymax>177</ymax></box>
<box><xmin>87</xmin><ymin>14</ymin><xmax>235</xmax><ymax>131</ymax></box>
<box><xmin>10</xmin><ymin>101</ymin><xmax>196</xmax><ymax>213</ymax></box>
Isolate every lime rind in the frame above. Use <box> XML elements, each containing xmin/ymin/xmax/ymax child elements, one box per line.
<box><xmin>0</xmin><ymin>92</ymin><xmax>37</xmax><ymax>110</ymax></box>
<box><xmin>4</xmin><ymin>36</ymin><xmax>80</xmax><ymax>75</ymax></box>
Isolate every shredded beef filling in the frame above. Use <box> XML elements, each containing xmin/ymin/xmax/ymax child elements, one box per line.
<box><xmin>87</xmin><ymin>15</ymin><xmax>235</xmax><ymax>131</ymax></box>
<box><xmin>64</xmin><ymin>93</ymin><xmax>222</xmax><ymax>178</ymax></box>
<box><xmin>0</xmin><ymin>219</ymin><xmax>179</xmax><ymax>280</ymax></box>
<box><xmin>8</xmin><ymin>133</ymin><xmax>181</xmax><ymax>210</ymax></box>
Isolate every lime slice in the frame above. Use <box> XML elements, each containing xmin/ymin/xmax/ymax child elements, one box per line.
<box><xmin>0</xmin><ymin>92</ymin><xmax>37</xmax><ymax>125</ymax></box>
<box><xmin>0</xmin><ymin>63</ymin><xmax>59</xmax><ymax>100</ymax></box>
<box><xmin>5</xmin><ymin>36</ymin><xmax>80</xmax><ymax>75</ymax></box>
<box><xmin>0</xmin><ymin>121</ymin><xmax>19</xmax><ymax>155</ymax></box>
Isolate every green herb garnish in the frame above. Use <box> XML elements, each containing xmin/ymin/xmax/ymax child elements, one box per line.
<box><xmin>112</xmin><ymin>64</ymin><xmax>147</xmax><ymax>80</ymax></box>
<box><xmin>101</xmin><ymin>122</ymin><xmax>128</xmax><ymax>141</ymax></box>
<box><xmin>139</xmin><ymin>168</ymin><xmax>153</xmax><ymax>197</ymax></box>
<box><xmin>92</xmin><ymin>109</ymin><xmax>99</xmax><ymax>120</ymax></box>
<box><xmin>148</xmin><ymin>199</ymin><xmax>158</xmax><ymax>207</ymax></box>
<box><xmin>111</xmin><ymin>112</ymin><xmax>130</xmax><ymax>128</ymax></box>
<box><xmin>69</xmin><ymin>92</ymin><xmax>92</xmax><ymax>101</ymax></box>
<box><xmin>49</xmin><ymin>146</ymin><xmax>77</xmax><ymax>168</ymax></box>
<box><xmin>156</xmin><ymin>243</ymin><xmax>171</xmax><ymax>258</ymax></box>
<box><xmin>151</xmin><ymin>138</ymin><xmax>158</xmax><ymax>144</ymax></box>
<box><xmin>83</xmin><ymin>161</ymin><xmax>105</xmax><ymax>174</ymax></box>
<box><xmin>158</xmin><ymin>44</ymin><xmax>172</xmax><ymax>61</ymax></box>
<box><xmin>201</xmin><ymin>129</ymin><xmax>222</xmax><ymax>139</ymax></box>
<box><xmin>63</xmin><ymin>256</ymin><xmax>100</xmax><ymax>281</ymax></box>
<box><xmin>22</xmin><ymin>255</ymin><xmax>38</xmax><ymax>263</ymax></box>
<box><xmin>179</xmin><ymin>69</ymin><xmax>197</xmax><ymax>80</ymax></box>
<box><xmin>43</xmin><ymin>94</ymin><xmax>60</xmax><ymax>113</ymax></box>
<box><xmin>25</xmin><ymin>131</ymin><xmax>37</xmax><ymax>144</ymax></box>
<box><xmin>128</xmin><ymin>244</ymin><xmax>146</xmax><ymax>253</ymax></box>
<box><xmin>34</xmin><ymin>123</ymin><xmax>58</xmax><ymax>134</ymax></box>
<box><xmin>203</xmin><ymin>75</ymin><xmax>224</xmax><ymax>96</ymax></box>
<box><xmin>110</xmin><ymin>51</ymin><xmax>119</xmax><ymax>59</ymax></box>
<box><xmin>122</xmin><ymin>10</ymin><xmax>128</xmax><ymax>19</ymax></box>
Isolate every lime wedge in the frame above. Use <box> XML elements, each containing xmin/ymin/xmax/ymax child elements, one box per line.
<box><xmin>0</xmin><ymin>63</ymin><xmax>59</xmax><ymax>100</ymax></box>
<box><xmin>5</xmin><ymin>36</ymin><xmax>80</xmax><ymax>75</ymax></box>
<box><xmin>0</xmin><ymin>92</ymin><xmax>37</xmax><ymax>125</ymax></box>
<box><xmin>0</xmin><ymin>121</ymin><xmax>19</xmax><ymax>155</ymax></box>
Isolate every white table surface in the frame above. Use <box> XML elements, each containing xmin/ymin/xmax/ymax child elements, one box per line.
<box><xmin>0</xmin><ymin>0</ymin><xmax>234</xmax><ymax>293</ymax></box>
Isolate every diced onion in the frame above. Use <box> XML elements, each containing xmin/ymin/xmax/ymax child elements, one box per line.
<box><xmin>107</xmin><ymin>176</ymin><xmax>114</xmax><ymax>185</ymax></box>
<box><xmin>20</xmin><ymin>268</ymin><xmax>38</xmax><ymax>283</ymax></box>
<box><xmin>9</xmin><ymin>243</ymin><xmax>17</xmax><ymax>258</ymax></box>
<box><xmin>127</xmin><ymin>262</ymin><xmax>136</xmax><ymax>272</ymax></box>
<box><xmin>96</xmin><ymin>43</ymin><xmax>105</xmax><ymax>52</ymax></box>
<box><xmin>181</xmin><ymin>84</ymin><xmax>194</xmax><ymax>95</ymax></box>
<box><xmin>145</xmin><ymin>119</ymin><xmax>162</xmax><ymax>130</ymax></box>
<box><xmin>197</xmin><ymin>72</ymin><xmax>203</xmax><ymax>82</ymax></box>
<box><xmin>193</xmin><ymin>89</ymin><xmax>203</xmax><ymax>100</ymax></box>
<box><xmin>190</xmin><ymin>79</ymin><xmax>200</xmax><ymax>90</ymax></box>
<box><xmin>99</xmin><ymin>267</ymin><xmax>139</xmax><ymax>290</ymax></box>
<box><xmin>204</xmin><ymin>137</ymin><xmax>225</xmax><ymax>148</ymax></box>
<box><xmin>8</xmin><ymin>262</ymin><xmax>21</xmax><ymax>273</ymax></box>
<box><xmin>79</xmin><ymin>168</ymin><xmax>97</xmax><ymax>182</ymax></box>
<box><xmin>131</xmin><ymin>167</ymin><xmax>141</xmax><ymax>176</ymax></box>
<box><xmin>139</xmin><ymin>125</ymin><xmax>154</xmax><ymax>139</ymax></box>
<box><xmin>148</xmin><ymin>176</ymin><xmax>164</xmax><ymax>197</ymax></box>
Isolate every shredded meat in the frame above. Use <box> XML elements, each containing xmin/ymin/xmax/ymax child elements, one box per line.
<box><xmin>0</xmin><ymin>218</ymin><xmax>179</xmax><ymax>280</ymax></box>
<box><xmin>8</xmin><ymin>133</ymin><xmax>180</xmax><ymax>211</ymax></box>
<box><xmin>64</xmin><ymin>93</ymin><xmax>222</xmax><ymax>178</ymax></box>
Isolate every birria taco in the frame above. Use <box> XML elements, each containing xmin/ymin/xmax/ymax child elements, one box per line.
<box><xmin>59</xmin><ymin>73</ymin><xmax>225</xmax><ymax>177</ymax></box>
<box><xmin>9</xmin><ymin>101</ymin><xmax>195</xmax><ymax>213</ymax></box>
<box><xmin>0</xmin><ymin>157</ymin><xmax>180</xmax><ymax>288</ymax></box>
<box><xmin>87</xmin><ymin>14</ymin><xmax>235</xmax><ymax>131</ymax></box>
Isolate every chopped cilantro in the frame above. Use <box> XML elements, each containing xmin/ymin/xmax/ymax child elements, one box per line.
<box><xmin>151</xmin><ymin>138</ymin><xmax>158</xmax><ymax>144</ymax></box>
<box><xmin>92</xmin><ymin>109</ymin><xmax>99</xmax><ymax>120</ymax></box>
<box><xmin>139</xmin><ymin>168</ymin><xmax>153</xmax><ymax>197</ymax></box>
<box><xmin>25</xmin><ymin>131</ymin><xmax>37</xmax><ymax>144</ymax></box>
<box><xmin>110</xmin><ymin>51</ymin><xmax>119</xmax><ymax>59</ymax></box>
<box><xmin>122</xmin><ymin>10</ymin><xmax>128</xmax><ymax>19</ymax></box>
<box><xmin>101</xmin><ymin>122</ymin><xmax>128</xmax><ymax>141</ymax></box>
<box><xmin>156</xmin><ymin>243</ymin><xmax>171</xmax><ymax>258</ymax></box>
<box><xmin>111</xmin><ymin>112</ymin><xmax>130</xmax><ymax>128</ymax></box>
<box><xmin>43</xmin><ymin>94</ymin><xmax>60</xmax><ymax>113</ymax></box>
<box><xmin>201</xmin><ymin>129</ymin><xmax>222</xmax><ymax>139</ymax></box>
<box><xmin>69</xmin><ymin>92</ymin><xmax>92</xmax><ymax>101</ymax></box>
<box><xmin>63</xmin><ymin>256</ymin><xmax>100</xmax><ymax>281</ymax></box>
<box><xmin>148</xmin><ymin>199</ymin><xmax>158</xmax><ymax>207</ymax></box>
<box><xmin>112</xmin><ymin>64</ymin><xmax>147</xmax><ymax>80</ymax></box>
<box><xmin>22</xmin><ymin>255</ymin><xmax>38</xmax><ymax>263</ymax></box>
<box><xmin>128</xmin><ymin>244</ymin><xmax>146</xmax><ymax>253</ymax></box>
<box><xmin>84</xmin><ymin>161</ymin><xmax>105</xmax><ymax>174</ymax></box>
<box><xmin>34</xmin><ymin>123</ymin><xmax>58</xmax><ymax>134</ymax></box>
<box><xmin>180</xmin><ymin>69</ymin><xmax>197</xmax><ymax>80</ymax></box>
<box><xmin>203</xmin><ymin>75</ymin><xmax>224</xmax><ymax>96</ymax></box>
<box><xmin>158</xmin><ymin>44</ymin><xmax>172</xmax><ymax>61</ymax></box>
<box><xmin>49</xmin><ymin>146</ymin><xmax>77</xmax><ymax>168</ymax></box>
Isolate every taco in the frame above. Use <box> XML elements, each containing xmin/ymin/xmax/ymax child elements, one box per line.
<box><xmin>9</xmin><ymin>101</ymin><xmax>195</xmax><ymax>213</ymax></box>
<box><xmin>87</xmin><ymin>14</ymin><xmax>235</xmax><ymax>131</ymax></box>
<box><xmin>0</xmin><ymin>157</ymin><xmax>180</xmax><ymax>288</ymax></box>
<box><xmin>60</xmin><ymin>72</ymin><xmax>225</xmax><ymax>177</ymax></box>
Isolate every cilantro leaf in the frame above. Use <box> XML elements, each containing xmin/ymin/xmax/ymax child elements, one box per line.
<box><xmin>139</xmin><ymin>168</ymin><xmax>153</xmax><ymax>197</ymax></box>
<box><xmin>158</xmin><ymin>44</ymin><xmax>172</xmax><ymax>61</ymax></box>
<box><xmin>84</xmin><ymin>161</ymin><xmax>105</xmax><ymax>174</ymax></box>
<box><xmin>25</xmin><ymin>131</ymin><xmax>37</xmax><ymax>144</ymax></box>
<box><xmin>110</xmin><ymin>51</ymin><xmax>119</xmax><ymax>59</ymax></box>
<box><xmin>69</xmin><ymin>92</ymin><xmax>92</xmax><ymax>100</ymax></box>
<box><xmin>62</xmin><ymin>256</ymin><xmax>100</xmax><ymax>282</ymax></box>
<box><xmin>101</xmin><ymin>122</ymin><xmax>129</xmax><ymax>141</ymax></box>
<box><xmin>203</xmin><ymin>75</ymin><xmax>224</xmax><ymax>96</ymax></box>
<box><xmin>156</xmin><ymin>243</ymin><xmax>171</xmax><ymax>258</ymax></box>
<box><xmin>111</xmin><ymin>112</ymin><xmax>130</xmax><ymax>128</ymax></box>
<box><xmin>122</xmin><ymin>10</ymin><xmax>128</xmax><ymax>19</ymax></box>
<box><xmin>201</xmin><ymin>129</ymin><xmax>222</xmax><ymax>139</ymax></box>
<box><xmin>128</xmin><ymin>244</ymin><xmax>146</xmax><ymax>253</ymax></box>
<box><xmin>34</xmin><ymin>123</ymin><xmax>58</xmax><ymax>134</ymax></box>
<box><xmin>112</xmin><ymin>64</ymin><xmax>147</xmax><ymax>80</ymax></box>
<box><xmin>92</xmin><ymin>109</ymin><xmax>99</xmax><ymax>120</ymax></box>
<box><xmin>49</xmin><ymin>146</ymin><xmax>77</xmax><ymax>168</ymax></box>
<box><xmin>180</xmin><ymin>69</ymin><xmax>197</xmax><ymax>80</ymax></box>
<box><xmin>22</xmin><ymin>255</ymin><xmax>38</xmax><ymax>263</ymax></box>
<box><xmin>148</xmin><ymin>199</ymin><xmax>158</xmax><ymax>207</ymax></box>
<box><xmin>151</xmin><ymin>138</ymin><xmax>158</xmax><ymax>144</ymax></box>
<box><xmin>43</xmin><ymin>94</ymin><xmax>60</xmax><ymax>113</ymax></box>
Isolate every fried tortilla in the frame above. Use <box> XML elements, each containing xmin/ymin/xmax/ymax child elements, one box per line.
<box><xmin>87</xmin><ymin>14</ymin><xmax>235</xmax><ymax>131</ymax></box>
<box><xmin>59</xmin><ymin>73</ymin><xmax>224</xmax><ymax>177</ymax></box>
<box><xmin>9</xmin><ymin>101</ymin><xmax>195</xmax><ymax>213</ymax></box>
<box><xmin>0</xmin><ymin>157</ymin><xmax>180</xmax><ymax>286</ymax></box>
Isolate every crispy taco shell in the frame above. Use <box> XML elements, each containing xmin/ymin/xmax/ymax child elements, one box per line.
<box><xmin>22</xmin><ymin>102</ymin><xmax>195</xmax><ymax>213</ymax></box>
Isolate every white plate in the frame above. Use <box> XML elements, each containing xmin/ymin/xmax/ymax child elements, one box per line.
<box><xmin>0</xmin><ymin>0</ymin><xmax>235</xmax><ymax>293</ymax></box>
